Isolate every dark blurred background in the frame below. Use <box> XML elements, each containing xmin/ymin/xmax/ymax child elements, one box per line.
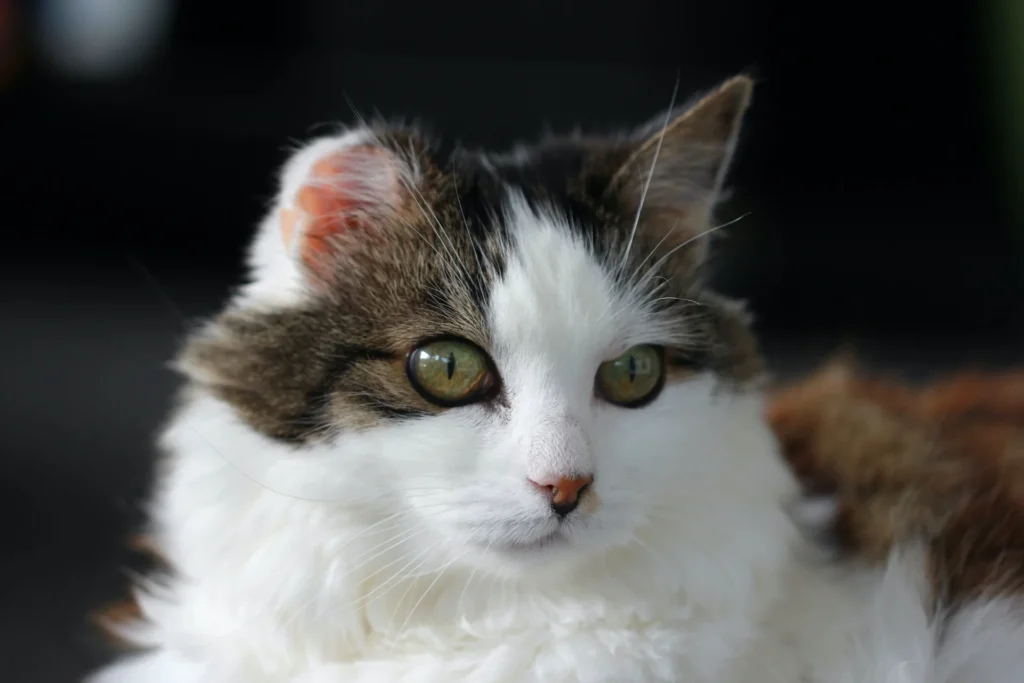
<box><xmin>2</xmin><ymin>1</ymin><xmax>1023</xmax><ymax>680</ymax></box>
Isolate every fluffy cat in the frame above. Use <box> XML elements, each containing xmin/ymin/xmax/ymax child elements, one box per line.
<box><xmin>86</xmin><ymin>76</ymin><xmax>1024</xmax><ymax>683</ymax></box>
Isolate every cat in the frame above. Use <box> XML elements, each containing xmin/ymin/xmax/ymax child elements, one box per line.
<box><xmin>84</xmin><ymin>75</ymin><xmax>1024</xmax><ymax>683</ymax></box>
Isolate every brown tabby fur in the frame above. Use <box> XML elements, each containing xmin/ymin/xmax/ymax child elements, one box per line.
<box><xmin>767</xmin><ymin>360</ymin><xmax>1024</xmax><ymax>608</ymax></box>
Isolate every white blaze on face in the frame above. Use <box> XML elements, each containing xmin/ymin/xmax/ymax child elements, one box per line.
<box><xmin>486</xmin><ymin>193</ymin><xmax>627</xmax><ymax>486</ymax></box>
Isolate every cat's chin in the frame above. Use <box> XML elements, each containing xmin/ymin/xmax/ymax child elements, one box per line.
<box><xmin>485</xmin><ymin>529</ymin><xmax>570</xmax><ymax>558</ymax></box>
<box><xmin>457</xmin><ymin>526</ymin><xmax>612</xmax><ymax>579</ymax></box>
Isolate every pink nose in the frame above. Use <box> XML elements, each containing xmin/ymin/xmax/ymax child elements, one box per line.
<box><xmin>529</xmin><ymin>474</ymin><xmax>594</xmax><ymax>517</ymax></box>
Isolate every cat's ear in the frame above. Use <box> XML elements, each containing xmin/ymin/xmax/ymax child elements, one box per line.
<box><xmin>604</xmin><ymin>75</ymin><xmax>753</xmax><ymax>257</ymax></box>
<box><xmin>242</xmin><ymin>128</ymin><xmax>422</xmax><ymax>303</ymax></box>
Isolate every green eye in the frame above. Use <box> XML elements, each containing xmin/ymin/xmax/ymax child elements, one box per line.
<box><xmin>407</xmin><ymin>338</ymin><xmax>498</xmax><ymax>407</ymax></box>
<box><xmin>595</xmin><ymin>345</ymin><xmax>665</xmax><ymax>407</ymax></box>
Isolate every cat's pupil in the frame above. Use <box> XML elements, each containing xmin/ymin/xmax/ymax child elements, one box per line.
<box><xmin>628</xmin><ymin>355</ymin><xmax>636</xmax><ymax>382</ymax></box>
<box><xmin>446</xmin><ymin>352</ymin><xmax>456</xmax><ymax>380</ymax></box>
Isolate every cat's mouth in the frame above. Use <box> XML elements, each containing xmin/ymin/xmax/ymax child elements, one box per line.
<box><xmin>491</xmin><ymin>529</ymin><xmax>568</xmax><ymax>554</ymax></box>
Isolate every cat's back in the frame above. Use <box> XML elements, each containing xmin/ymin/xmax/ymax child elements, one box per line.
<box><xmin>766</xmin><ymin>361</ymin><xmax>1024</xmax><ymax>682</ymax></box>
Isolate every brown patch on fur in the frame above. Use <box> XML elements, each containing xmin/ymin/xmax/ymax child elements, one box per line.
<box><xmin>92</xmin><ymin>534</ymin><xmax>171</xmax><ymax>648</ymax></box>
<box><xmin>127</xmin><ymin>533</ymin><xmax>170</xmax><ymax>564</ymax></box>
<box><xmin>92</xmin><ymin>599</ymin><xmax>144</xmax><ymax>648</ymax></box>
<box><xmin>767</xmin><ymin>360</ymin><xmax>1024</xmax><ymax>605</ymax></box>
<box><xmin>697</xmin><ymin>291</ymin><xmax>764</xmax><ymax>387</ymax></box>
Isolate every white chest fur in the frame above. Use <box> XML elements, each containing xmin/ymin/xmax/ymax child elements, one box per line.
<box><xmin>87</xmin><ymin>392</ymin><xmax>1016</xmax><ymax>683</ymax></box>
<box><xmin>90</xmin><ymin>392</ymin><xmax>811</xmax><ymax>683</ymax></box>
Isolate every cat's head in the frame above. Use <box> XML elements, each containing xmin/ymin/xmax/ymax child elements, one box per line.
<box><xmin>176</xmin><ymin>76</ymin><xmax>778</xmax><ymax>579</ymax></box>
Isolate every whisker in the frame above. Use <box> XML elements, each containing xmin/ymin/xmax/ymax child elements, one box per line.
<box><xmin>379</xmin><ymin>549</ymin><xmax>438</xmax><ymax>634</ymax></box>
<box><xmin>632</xmin><ymin>212</ymin><xmax>751</xmax><ymax>299</ymax></box>
<box><xmin>388</xmin><ymin>550</ymin><xmax>468</xmax><ymax>655</ymax></box>
<box><xmin>456</xmin><ymin>559</ymin><xmax>481</xmax><ymax>619</ymax></box>
<box><xmin>342</xmin><ymin>99</ymin><xmax>462</xmax><ymax>278</ymax></box>
<box><xmin>352</xmin><ymin>543</ymin><xmax>436</xmax><ymax>613</ymax></box>
<box><xmin>275</xmin><ymin>539</ymin><xmax>424</xmax><ymax>635</ymax></box>
<box><xmin>646</xmin><ymin>297</ymin><xmax>705</xmax><ymax>308</ymax></box>
<box><xmin>451</xmin><ymin>166</ymin><xmax>486</xmax><ymax>276</ymax></box>
<box><xmin>388</xmin><ymin>212</ymin><xmax>445</xmax><ymax>263</ymax></box>
<box><xmin>399</xmin><ymin>176</ymin><xmax>466</xmax><ymax>278</ymax></box>
<box><xmin>620</xmin><ymin>75</ymin><xmax>681</xmax><ymax>268</ymax></box>
<box><xmin>624</xmin><ymin>220</ymin><xmax>678</xmax><ymax>284</ymax></box>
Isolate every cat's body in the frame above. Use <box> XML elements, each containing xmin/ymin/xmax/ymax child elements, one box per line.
<box><xmin>87</xmin><ymin>77</ymin><xmax>1024</xmax><ymax>683</ymax></box>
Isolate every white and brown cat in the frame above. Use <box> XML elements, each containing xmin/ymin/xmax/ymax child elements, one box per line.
<box><xmin>88</xmin><ymin>76</ymin><xmax>1024</xmax><ymax>683</ymax></box>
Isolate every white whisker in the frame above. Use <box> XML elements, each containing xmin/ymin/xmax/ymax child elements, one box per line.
<box><xmin>620</xmin><ymin>76</ymin><xmax>681</xmax><ymax>268</ymax></box>
<box><xmin>452</xmin><ymin>167</ymin><xmax>486</xmax><ymax>276</ymax></box>
<box><xmin>350</xmin><ymin>543</ymin><xmax>436</xmax><ymax>613</ymax></box>
<box><xmin>389</xmin><ymin>551</ymin><xmax>468</xmax><ymax>656</ymax></box>
<box><xmin>377</xmin><ymin>549</ymin><xmax>439</xmax><ymax>638</ymax></box>
<box><xmin>632</xmin><ymin>212</ymin><xmax>751</xmax><ymax>300</ymax></box>
<box><xmin>624</xmin><ymin>219</ymin><xmax>678</xmax><ymax>283</ymax></box>
<box><xmin>456</xmin><ymin>558</ymin><xmax>482</xmax><ymax>619</ymax></box>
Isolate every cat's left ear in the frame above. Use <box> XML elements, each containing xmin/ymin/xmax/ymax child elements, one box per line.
<box><xmin>240</xmin><ymin>127</ymin><xmax>426</xmax><ymax>303</ymax></box>
<box><xmin>604</xmin><ymin>74</ymin><xmax>753</xmax><ymax>250</ymax></box>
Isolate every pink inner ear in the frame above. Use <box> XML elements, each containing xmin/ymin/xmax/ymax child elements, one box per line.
<box><xmin>278</xmin><ymin>144</ymin><xmax>401</xmax><ymax>275</ymax></box>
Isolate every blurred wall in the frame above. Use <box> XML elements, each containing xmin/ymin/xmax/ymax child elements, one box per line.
<box><xmin>5</xmin><ymin>0</ymin><xmax>1021</xmax><ymax>338</ymax></box>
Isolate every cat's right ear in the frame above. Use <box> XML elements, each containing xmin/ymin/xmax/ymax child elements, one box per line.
<box><xmin>600</xmin><ymin>75</ymin><xmax>754</xmax><ymax>268</ymax></box>
<box><xmin>241</xmin><ymin>128</ymin><xmax>422</xmax><ymax>303</ymax></box>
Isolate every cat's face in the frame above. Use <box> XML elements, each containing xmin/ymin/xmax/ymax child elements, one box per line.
<box><xmin>179</xmin><ymin>76</ymin><xmax>766</xmax><ymax>577</ymax></box>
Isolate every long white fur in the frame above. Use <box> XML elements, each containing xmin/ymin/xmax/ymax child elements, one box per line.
<box><xmin>87</xmin><ymin>131</ymin><xmax>1024</xmax><ymax>683</ymax></box>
